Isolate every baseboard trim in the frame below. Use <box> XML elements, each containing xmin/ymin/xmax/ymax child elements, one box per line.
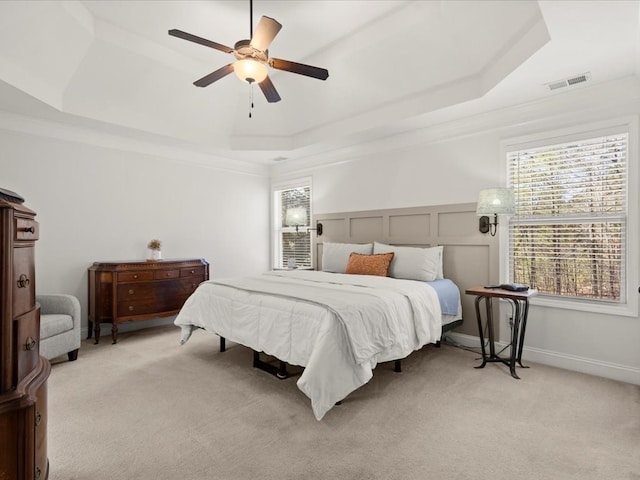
<box><xmin>444</xmin><ymin>332</ymin><xmax>640</xmax><ymax>386</ymax></box>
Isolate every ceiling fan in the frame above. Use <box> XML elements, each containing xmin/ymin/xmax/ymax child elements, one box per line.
<box><xmin>168</xmin><ymin>0</ymin><xmax>329</xmax><ymax>103</ymax></box>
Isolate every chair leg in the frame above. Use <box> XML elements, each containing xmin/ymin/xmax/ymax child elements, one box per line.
<box><xmin>67</xmin><ymin>349</ymin><xmax>79</xmax><ymax>361</ymax></box>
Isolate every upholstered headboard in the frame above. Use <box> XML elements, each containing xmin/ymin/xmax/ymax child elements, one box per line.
<box><xmin>313</xmin><ymin>203</ymin><xmax>498</xmax><ymax>337</ymax></box>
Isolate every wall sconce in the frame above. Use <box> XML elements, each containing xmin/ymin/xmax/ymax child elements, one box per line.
<box><xmin>285</xmin><ymin>207</ymin><xmax>307</xmax><ymax>232</ymax></box>
<box><xmin>476</xmin><ymin>188</ymin><xmax>515</xmax><ymax>236</ymax></box>
<box><xmin>285</xmin><ymin>208</ymin><xmax>323</xmax><ymax>236</ymax></box>
<box><xmin>308</xmin><ymin>222</ymin><xmax>323</xmax><ymax>237</ymax></box>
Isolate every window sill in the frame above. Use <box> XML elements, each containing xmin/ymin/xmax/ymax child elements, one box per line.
<box><xmin>529</xmin><ymin>295</ymin><xmax>638</xmax><ymax>318</ymax></box>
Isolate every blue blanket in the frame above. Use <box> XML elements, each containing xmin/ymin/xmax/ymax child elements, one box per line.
<box><xmin>427</xmin><ymin>279</ymin><xmax>460</xmax><ymax>316</ymax></box>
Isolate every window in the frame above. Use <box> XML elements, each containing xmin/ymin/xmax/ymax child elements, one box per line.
<box><xmin>272</xmin><ymin>179</ymin><xmax>312</xmax><ymax>269</ymax></box>
<box><xmin>506</xmin><ymin>125</ymin><xmax>632</xmax><ymax>310</ymax></box>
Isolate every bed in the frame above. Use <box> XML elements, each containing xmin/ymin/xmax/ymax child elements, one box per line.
<box><xmin>175</xmin><ymin>241</ymin><xmax>463</xmax><ymax>420</ymax></box>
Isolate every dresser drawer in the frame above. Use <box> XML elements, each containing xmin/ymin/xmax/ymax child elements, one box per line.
<box><xmin>181</xmin><ymin>266</ymin><xmax>206</xmax><ymax>278</ymax></box>
<box><xmin>117</xmin><ymin>271</ymin><xmax>154</xmax><ymax>282</ymax></box>
<box><xmin>15</xmin><ymin>308</ymin><xmax>40</xmax><ymax>385</ymax></box>
<box><xmin>177</xmin><ymin>277</ymin><xmax>203</xmax><ymax>295</ymax></box>
<box><xmin>155</xmin><ymin>269</ymin><xmax>180</xmax><ymax>280</ymax></box>
<box><xmin>12</xmin><ymin>245</ymin><xmax>36</xmax><ymax>317</ymax></box>
<box><xmin>118</xmin><ymin>283</ymin><xmax>154</xmax><ymax>301</ymax></box>
<box><xmin>117</xmin><ymin>294</ymin><xmax>188</xmax><ymax>318</ymax></box>
<box><xmin>15</xmin><ymin>217</ymin><xmax>39</xmax><ymax>241</ymax></box>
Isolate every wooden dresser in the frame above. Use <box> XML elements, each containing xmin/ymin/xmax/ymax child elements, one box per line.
<box><xmin>0</xmin><ymin>189</ymin><xmax>50</xmax><ymax>480</ymax></box>
<box><xmin>88</xmin><ymin>258</ymin><xmax>209</xmax><ymax>344</ymax></box>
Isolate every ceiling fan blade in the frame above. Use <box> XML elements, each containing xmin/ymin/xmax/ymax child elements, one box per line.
<box><xmin>250</xmin><ymin>16</ymin><xmax>282</xmax><ymax>52</ymax></box>
<box><xmin>194</xmin><ymin>64</ymin><xmax>234</xmax><ymax>87</ymax></box>
<box><xmin>269</xmin><ymin>58</ymin><xmax>329</xmax><ymax>81</ymax></box>
<box><xmin>259</xmin><ymin>76</ymin><xmax>281</xmax><ymax>103</ymax></box>
<box><xmin>168</xmin><ymin>29</ymin><xmax>233</xmax><ymax>54</ymax></box>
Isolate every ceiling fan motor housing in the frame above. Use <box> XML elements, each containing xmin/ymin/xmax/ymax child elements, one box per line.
<box><xmin>233</xmin><ymin>40</ymin><xmax>269</xmax><ymax>83</ymax></box>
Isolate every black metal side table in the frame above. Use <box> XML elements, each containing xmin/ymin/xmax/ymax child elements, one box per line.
<box><xmin>465</xmin><ymin>286</ymin><xmax>538</xmax><ymax>379</ymax></box>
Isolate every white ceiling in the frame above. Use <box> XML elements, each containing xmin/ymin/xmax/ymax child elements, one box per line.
<box><xmin>0</xmin><ymin>1</ymin><xmax>638</xmax><ymax>167</ymax></box>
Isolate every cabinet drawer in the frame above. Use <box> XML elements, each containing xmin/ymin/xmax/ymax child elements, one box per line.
<box><xmin>178</xmin><ymin>277</ymin><xmax>202</xmax><ymax>295</ymax></box>
<box><xmin>15</xmin><ymin>217</ymin><xmax>39</xmax><ymax>241</ymax></box>
<box><xmin>117</xmin><ymin>294</ymin><xmax>188</xmax><ymax>318</ymax></box>
<box><xmin>117</xmin><ymin>271</ymin><xmax>154</xmax><ymax>282</ymax></box>
<box><xmin>117</xmin><ymin>300</ymin><xmax>160</xmax><ymax>317</ymax></box>
<box><xmin>13</xmin><ymin>245</ymin><xmax>36</xmax><ymax>317</ymax></box>
<box><xmin>117</xmin><ymin>282</ymin><xmax>162</xmax><ymax>301</ymax></box>
<box><xmin>154</xmin><ymin>269</ymin><xmax>179</xmax><ymax>280</ymax></box>
<box><xmin>15</xmin><ymin>308</ymin><xmax>40</xmax><ymax>384</ymax></box>
<box><xmin>181</xmin><ymin>266</ymin><xmax>206</xmax><ymax>278</ymax></box>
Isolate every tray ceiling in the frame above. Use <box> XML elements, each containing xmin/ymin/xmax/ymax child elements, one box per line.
<box><xmin>0</xmin><ymin>1</ymin><xmax>637</xmax><ymax>167</ymax></box>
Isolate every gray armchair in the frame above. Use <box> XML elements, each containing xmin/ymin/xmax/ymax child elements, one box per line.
<box><xmin>36</xmin><ymin>294</ymin><xmax>81</xmax><ymax>362</ymax></box>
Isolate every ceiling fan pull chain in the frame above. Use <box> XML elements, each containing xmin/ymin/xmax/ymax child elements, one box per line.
<box><xmin>248</xmin><ymin>83</ymin><xmax>254</xmax><ymax>118</ymax></box>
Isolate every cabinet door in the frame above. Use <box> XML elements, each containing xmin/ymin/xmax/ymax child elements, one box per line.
<box><xmin>0</xmin><ymin>380</ymin><xmax>46</xmax><ymax>480</ymax></box>
<box><xmin>34</xmin><ymin>381</ymin><xmax>48</xmax><ymax>480</ymax></box>
<box><xmin>0</xmin><ymin>410</ymin><xmax>19</xmax><ymax>480</ymax></box>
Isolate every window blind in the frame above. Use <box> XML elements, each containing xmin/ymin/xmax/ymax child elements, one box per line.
<box><xmin>508</xmin><ymin>133</ymin><xmax>627</xmax><ymax>302</ymax></box>
<box><xmin>274</xmin><ymin>184</ymin><xmax>312</xmax><ymax>269</ymax></box>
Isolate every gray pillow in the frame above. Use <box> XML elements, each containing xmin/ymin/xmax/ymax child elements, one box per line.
<box><xmin>373</xmin><ymin>242</ymin><xmax>443</xmax><ymax>281</ymax></box>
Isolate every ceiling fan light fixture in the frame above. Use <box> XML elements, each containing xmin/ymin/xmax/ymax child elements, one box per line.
<box><xmin>234</xmin><ymin>58</ymin><xmax>268</xmax><ymax>84</ymax></box>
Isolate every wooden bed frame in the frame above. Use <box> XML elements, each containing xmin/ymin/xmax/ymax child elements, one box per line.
<box><xmin>219</xmin><ymin>202</ymin><xmax>498</xmax><ymax>380</ymax></box>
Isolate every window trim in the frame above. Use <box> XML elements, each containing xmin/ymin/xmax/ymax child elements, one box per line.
<box><xmin>499</xmin><ymin>116</ymin><xmax>638</xmax><ymax>317</ymax></box>
<box><xmin>271</xmin><ymin>177</ymin><xmax>313</xmax><ymax>270</ymax></box>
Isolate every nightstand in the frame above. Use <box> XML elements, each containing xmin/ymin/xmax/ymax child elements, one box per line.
<box><xmin>465</xmin><ymin>286</ymin><xmax>538</xmax><ymax>379</ymax></box>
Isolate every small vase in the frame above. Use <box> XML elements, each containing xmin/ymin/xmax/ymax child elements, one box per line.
<box><xmin>149</xmin><ymin>249</ymin><xmax>162</xmax><ymax>261</ymax></box>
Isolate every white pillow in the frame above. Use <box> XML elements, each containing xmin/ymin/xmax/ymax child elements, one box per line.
<box><xmin>373</xmin><ymin>242</ymin><xmax>443</xmax><ymax>281</ymax></box>
<box><xmin>322</xmin><ymin>242</ymin><xmax>373</xmax><ymax>273</ymax></box>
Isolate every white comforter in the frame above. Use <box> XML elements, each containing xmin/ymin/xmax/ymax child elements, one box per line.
<box><xmin>174</xmin><ymin>270</ymin><xmax>442</xmax><ymax>420</ymax></box>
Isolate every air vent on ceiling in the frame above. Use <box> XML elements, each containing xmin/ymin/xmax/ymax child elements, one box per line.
<box><xmin>271</xmin><ymin>156</ymin><xmax>288</xmax><ymax>162</ymax></box>
<box><xmin>545</xmin><ymin>72</ymin><xmax>591</xmax><ymax>91</ymax></box>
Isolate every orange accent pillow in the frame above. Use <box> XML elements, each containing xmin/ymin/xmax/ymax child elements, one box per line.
<box><xmin>345</xmin><ymin>252</ymin><xmax>395</xmax><ymax>277</ymax></box>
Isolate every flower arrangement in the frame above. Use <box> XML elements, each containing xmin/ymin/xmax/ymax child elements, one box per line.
<box><xmin>147</xmin><ymin>239</ymin><xmax>162</xmax><ymax>251</ymax></box>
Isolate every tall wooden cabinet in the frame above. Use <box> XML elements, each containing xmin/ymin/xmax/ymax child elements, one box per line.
<box><xmin>0</xmin><ymin>189</ymin><xmax>50</xmax><ymax>480</ymax></box>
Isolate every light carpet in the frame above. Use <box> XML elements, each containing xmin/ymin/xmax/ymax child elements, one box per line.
<box><xmin>47</xmin><ymin>325</ymin><xmax>640</xmax><ymax>480</ymax></box>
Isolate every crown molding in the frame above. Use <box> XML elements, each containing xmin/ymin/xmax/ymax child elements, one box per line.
<box><xmin>271</xmin><ymin>75</ymin><xmax>640</xmax><ymax>177</ymax></box>
<box><xmin>0</xmin><ymin>110</ymin><xmax>269</xmax><ymax>177</ymax></box>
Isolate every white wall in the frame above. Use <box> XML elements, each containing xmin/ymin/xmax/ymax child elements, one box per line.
<box><xmin>1</xmin><ymin>127</ymin><xmax>270</xmax><ymax>336</ymax></box>
<box><xmin>272</xmin><ymin>77</ymin><xmax>640</xmax><ymax>385</ymax></box>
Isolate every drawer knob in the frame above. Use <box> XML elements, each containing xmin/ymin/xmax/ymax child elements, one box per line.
<box><xmin>190</xmin><ymin>270</ymin><xmax>195</xmax><ymax>274</ymax></box>
<box><xmin>25</xmin><ymin>337</ymin><xmax>37</xmax><ymax>351</ymax></box>
<box><xmin>129</xmin><ymin>289</ymin><xmax>134</xmax><ymax>295</ymax></box>
<box><xmin>35</xmin><ymin>411</ymin><xmax>42</xmax><ymax>426</ymax></box>
<box><xmin>133</xmin><ymin>275</ymin><xmax>138</xmax><ymax>279</ymax></box>
<box><xmin>129</xmin><ymin>306</ymin><xmax>134</xmax><ymax>311</ymax></box>
<box><xmin>23</xmin><ymin>226</ymin><xmax>35</xmax><ymax>234</ymax></box>
<box><xmin>17</xmin><ymin>274</ymin><xmax>30</xmax><ymax>288</ymax></box>
<box><xmin>35</xmin><ymin>466</ymin><xmax>42</xmax><ymax>480</ymax></box>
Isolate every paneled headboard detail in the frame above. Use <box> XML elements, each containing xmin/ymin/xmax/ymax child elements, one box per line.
<box><xmin>314</xmin><ymin>203</ymin><xmax>498</xmax><ymax>337</ymax></box>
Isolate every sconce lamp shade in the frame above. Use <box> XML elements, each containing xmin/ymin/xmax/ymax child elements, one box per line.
<box><xmin>476</xmin><ymin>188</ymin><xmax>515</xmax><ymax>216</ymax></box>
<box><xmin>285</xmin><ymin>207</ymin><xmax>307</xmax><ymax>226</ymax></box>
